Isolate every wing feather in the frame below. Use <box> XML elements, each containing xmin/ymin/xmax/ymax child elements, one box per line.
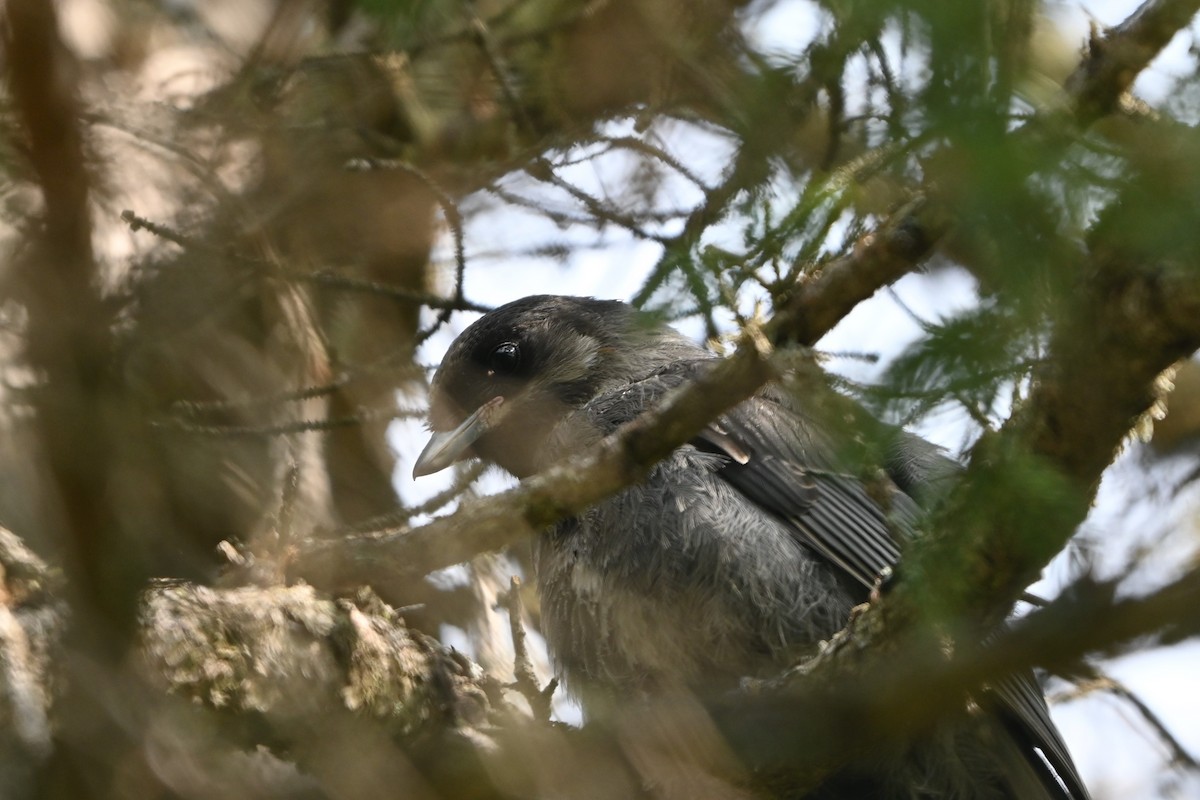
<box><xmin>585</xmin><ymin>358</ymin><xmax>1089</xmax><ymax>799</ymax></box>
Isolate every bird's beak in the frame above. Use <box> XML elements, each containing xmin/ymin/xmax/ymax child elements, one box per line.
<box><xmin>413</xmin><ymin>396</ymin><xmax>505</xmax><ymax>478</ymax></box>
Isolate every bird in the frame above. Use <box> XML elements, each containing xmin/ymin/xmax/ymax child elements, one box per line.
<box><xmin>414</xmin><ymin>294</ymin><xmax>1090</xmax><ymax>800</ymax></box>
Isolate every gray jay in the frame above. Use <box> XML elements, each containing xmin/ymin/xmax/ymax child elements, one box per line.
<box><xmin>415</xmin><ymin>295</ymin><xmax>1089</xmax><ymax>800</ymax></box>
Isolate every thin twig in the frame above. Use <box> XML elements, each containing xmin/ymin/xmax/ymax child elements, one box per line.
<box><xmin>121</xmin><ymin>209</ymin><xmax>482</xmax><ymax>315</ymax></box>
<box><xmin>121</xmin><ymin>209</ymin><xmax>192</xmax><ymax>249</ymax></box>
<box><xmin>598</xmin><ymin>135</ymin><xmax>713</xmax><ymax>190</ymax></box>
<box><xmin>343</xmin><ymin>158</ymin><xmax>467</xmax><ymax>308</ymax></box>
<box><xmin>1051</xmin><ymin>669</ymin><xmax>1200</xmax><ymax>771</ymax></box>
<box><xmin>487</xmin><ymin>182</ymin><xmax>685</xmax><ymax>233</ymax></box>
<box><xmin>632</xmin><ymin>145</ymin><xmax>768</xmax><ymax>307</ymax></box>
<box><xmin>333</xmin><ymin>461</ymin><xmax>488</xmax><ymax>536</ymax></box>
<box><xmin>527</xmin><ymin>159</ymin><xmax>673</xmax><ymax>242</ymax></box>
<box><xmin>154</xmin><ymin>406</ymin><xmax>425</xmax><ymax>438</ymax></box>
<box><xmin>463</xmin><ymin>1</ymin><xmax>537</xmax><ymax>136</ymax></box>
<box><xmin>301</xmin><ymin>271</ymin><xmax>488</xmax><ymax>312</ymax></box>
<box><xmin>502</xmin><ymin>576</ymin><xmax>557</xmax><ymax>721</ymax></box>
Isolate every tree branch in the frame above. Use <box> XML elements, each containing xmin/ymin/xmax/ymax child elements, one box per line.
<box><xmin>1066</xmin><ymin>0</ymin><xmax>1200</xmax><ymax>122</ymax></box>
<box><xmin>714</xmin><ymin>563</ymin><xmax>1200</xmax><ymax>791</ymax></box>
<box><xmin>897</xmin><ymin>212</ymin><xmax>1200</xmax><ymax>630</ymax></box>
<box><xmin>1051</xmin><ymin>671</ymin><xmax>1199</xmax><ymax>772</ymax></box>
<box><xmin>292</xmin><ymin>202</ymin><xmax>941</xmax><ymax>590</ymax></box>
<box><xmin>4</xmin><ymin>0</ymin><xmax>92</xmax><ymax>262</ymax></box>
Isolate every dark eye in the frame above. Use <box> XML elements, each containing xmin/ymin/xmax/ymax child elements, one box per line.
<box><xmin>488</xmin><ymin>342</ymin><xmax>521</xmax><ymax>375</ymax></box>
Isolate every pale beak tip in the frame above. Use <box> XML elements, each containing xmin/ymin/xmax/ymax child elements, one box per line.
<box><xmin>412</xmin><ymin>432</ymin><xmax>455</xmax><ymax>479</ymax></box>
<box><xmin>411</xmin><ymin>397</ymin><xmax>502</xmax><ymax>479</ymax></box>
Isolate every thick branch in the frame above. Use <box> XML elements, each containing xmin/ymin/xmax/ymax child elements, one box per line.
<box><xmin>1066</xmin><ymin>0</ymin><xmax>1200</xmax><ymax>121</ymax></box>
<box><xmin>872</xmin><ymin>0</ymin><xmax>1200</xmax><ymax>628</ymax></box>
<box><xmin>139</xmin><ymin>580</ymin><xmax>658</xmax><ymax>799</ymax></box>
<box><xmin>4</xmin><ymin>0</ymin><xmax>92</xmax><ymax>261</ymax></box>
<box><xmin>142</xmin><ymin>551</ymin><xmax>1200</xmax><ymax>799</ymax></box>
<box><xmin>899</xmin><ymin>222</ymin><xmax>1200</xmax><ymax>628</ymax></box>
<box><xmin>4</xmin><ymin>0</ymin><xmax>128</xmax><ymax>629</ymax></box>
<box><xmin>775</xmin><ymin>199</ymin><xmax>943</xmax><ymax>345</ymax></box>
<box><xmin>0</xmin><ymin>527</ymin><xmax>64</xmax><ymax>799</ymax></box>
<box><xmin>717</xmin><ymin>564</ymin><xmax>1200</xmax><ymax>790</ymax></box>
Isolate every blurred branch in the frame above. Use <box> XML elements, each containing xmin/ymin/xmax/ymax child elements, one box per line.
<box><xmin>1067</xmin><ymin>0</ymin><xmax>1200</xmax><ymax>122</ymax></box>
<box><xmin>336</xmin><ymin>462</ymin><xmax>489</xmax><ymax>535</ymax></box>
<box><xmin>153</xmin><ymin>405</ymin><xmax>425</xmax><ymax>437</ymax></box>
<box><xmin>1051</xmin><ymin>669</ymin><xmax>1200</xmax><ymax>772</ymax></box>
<box><xmin>501</xmin><ymin>576</ymin><xmax>557</xmax><ymax>722</ymax></box>
<box><xmin>4</xmin><ymin>0</ymin><xmax>92</xmax><ymax>262</ymax></box>
<box><xmin>4</xmin><ymin>3</ymin><xmax>196</xmax><ymax>793</ymax></box>
<box><xmin>138</xmin><ymin>582</ymin><xmax>521</xmax><ymax>799</ymax></box>
<box><xmin>137</xmin><ymin>579</ymin><xmax>670</xmax><ymax>800</ymax></box>
<box><xmin>598</xmin><ymin>135</ymin><xmax>713</xmax><ymax>190</ymax></box>
<box><xmin>5</xmin><ymin>0</ymin><xmax>139</xmax><ymax>644</ymax></box>
<box><xmin>775</xmin><ymin>197</ymin><xmax>942</xmax><ymax>344</ymax></box>
<box><xmin>121</xmin><ymin>209</ymin><xmax>484</xmax><ymax>313</ymax></box>
<box><xmin>301</xmin><ymin>271</ymin><xmax>488</xmax><ymax>312</ymax></box>
<box><xmin>343</xmin><ymin>157</ymin><xmax>468</xmax><ymax>312</ymax></box>
<box><xmin>632</xmin><ymin>144</ymin><xmax>774</xmax><ymax>309</ymax></box>
<box><xmin>0</xmin><ymin>526</ymin><xmax>64</xmax><ymax>798</ymax></box>
<box><xmin>714</xmin><ymin>565</ymin><xmax>1200</xmax><ymax>790</ymax></box>
<box><xmin>526</xmin><ymin>159</ymin><xmax>673</xmax><ymax>243</ymax></box>
<box><xmin>896</xmin><ymin>215</ymin><xmax>1200</xmax><ymax>629</ymax></box>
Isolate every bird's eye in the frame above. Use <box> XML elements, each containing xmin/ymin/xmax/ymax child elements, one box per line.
<box><xmin>488</xmin><ymin>342</ymin><xmax>521</xmax><ymax>375</ymax></box>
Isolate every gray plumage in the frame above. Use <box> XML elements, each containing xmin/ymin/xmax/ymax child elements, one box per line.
<box><xmin>416</xmin><ymin>295</ymin><xmax>1089</xmax><ymax>800</ymax></box>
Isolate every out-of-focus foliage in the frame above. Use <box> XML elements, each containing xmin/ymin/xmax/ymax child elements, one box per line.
<box><xmin>1</xmin><ymin>0</ymin><xmax>1200</xmax><ymax>798</ymax></box>
<box><xmin>864</xmin><ymin>303</ymin><xmax>1034</xmax><ymax>425</ymax></box>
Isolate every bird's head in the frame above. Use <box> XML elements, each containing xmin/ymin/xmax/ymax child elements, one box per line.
<box><xmin>414</xmin><ymin>295</ymin><xmax>676</xmax><ymax>479</ymax></box>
